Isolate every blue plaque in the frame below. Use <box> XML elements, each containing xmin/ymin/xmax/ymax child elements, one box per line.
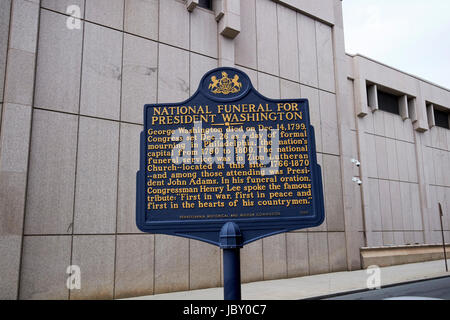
<box><xmin>136</xmin><ymin>67</ymin><xmax>324</xmax><ymax>246</ymax></box>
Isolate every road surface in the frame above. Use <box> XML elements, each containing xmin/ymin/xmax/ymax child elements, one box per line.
<box><xmin>324</xmin><ymin>276</ymin><xmax>450</xmax><ymax>300</ymax></box>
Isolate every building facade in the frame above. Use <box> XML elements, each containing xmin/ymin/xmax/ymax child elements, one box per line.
<box><xmin>0</xmin><ymin>0</ymin><xmax>448</xmax><ymax>299</ymax></box>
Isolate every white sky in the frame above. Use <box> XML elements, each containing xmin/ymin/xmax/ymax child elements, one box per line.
<box><xmin>342</xmin><ymin>0</ymin><xmax>450</xmax><ymax>89</ymax></box>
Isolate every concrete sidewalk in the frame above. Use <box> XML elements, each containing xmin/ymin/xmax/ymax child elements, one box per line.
<box><xmin>126</xmin><ymin>259</ymin><xmax>450</xmax><ymax>300</ymax></box>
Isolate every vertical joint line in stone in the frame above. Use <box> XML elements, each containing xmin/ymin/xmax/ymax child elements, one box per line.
<box><xmin>0</xmin><ymin>0</ymin><xmax>14</xmax><ymax>132</ymax></box>
<box><xmin>67</xmin><ymin>0</ymin><xmax>87</xmax><ymax>301</ymax></box>
<box><xmin>153</xmin><ymin>0</ymin><xmax>160</xmax><ymax>295</ymax></box>
<box><xmin>275</xmin><ymin>2</ymin><xmax>280</xmax><ymax>91</ymax></box>
<box><xmin>296</xmin><ymin>12</ymin><xmax>302</xmax><ymax>96</ymax></box>
<box><xmin>187</xmin><ymin>5</ymin><xmax>192</xmax><ymax>292</ymax></box>
<box><xmin>112</xmin><ymin>0</ymin><xmax>127</xmax><ymax>299</ymax></box>
<box><xmin>15</xmin><ymin>0</ymin><xmax>42</xmax><ymax>300</ymax></box>
<box><xmin>427</xmin><ymin>103</ymin><xmax>435</xmax><ymax>129</ymax></box>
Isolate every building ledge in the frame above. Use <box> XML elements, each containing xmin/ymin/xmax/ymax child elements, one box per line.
<box><xmin>361</xmin><ymin>244</ymin><xmax>450</xmax><ymax>268</ymax></box>
<box><xmin>347</xmin><ymin>53</ymin><xmax>450</xmax><ymax>92</ymax></box>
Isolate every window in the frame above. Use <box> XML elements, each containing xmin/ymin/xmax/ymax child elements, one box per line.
<box><xmin>377</xmin><ymin>90</ymin><xmax>399</xmax><ymax>115</ymax></box>
<box><xmin>366</xmin><ymin>86</ymin><xmax>371</xmax><ymax>106</ymax></box>
<box><xmin>407</xmin><ymin>98</ymin><xmax>417</xmax><ymax>122</ymax></box>
<box><xmin>198</xmin><ymin>0</ymin><xmax>212</xmax><ymax>10</ymax></box>
<box><xmin>434</xmin><ymin>109</ymin><xmax>449</xmax><ymax>129</ymax></box>
<box><xmin>366</xmin><ymin>84</ymin><xmax>377</xmax><ymax>109</ymax></box>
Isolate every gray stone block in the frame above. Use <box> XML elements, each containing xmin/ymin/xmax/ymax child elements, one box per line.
<box><xmin>9</xmin><ymin>0</ymin><xmax>39</xmax><ymax>53</ymax></box>
<box><xmin>396</xmin><ymin>141</ymin><xmax>409</xmax><ymax>181</ymax></box>
<box><xmin>316</xmin><ymin>21</ymin><xmax>335</xmax><ymax>92</ymax></box>
<box><xmin>0</xmin><ymin>0</ymin><xmax>11</xmax><ymax>103</ymax></box>
<box><xmin>19</xmin><ymin>235</ymin><xmax>71</xmax><ymax>300</ymax></box>
<box><xmin>308</xmin><ymin>153</ymin><xmax>327</xmax><ymax>231</ymax></box>
<box><xmin>235</xmin><ymin>0</ymin><xmax>257</xmax><ymax>69</ymax></box>
<box><xmin>124</xmin><ymin>0</ymin><xmax>158</xmax><ymax>40</ymax></box>
<box><xmin>327</xmin><ymin>232</ymin><xmax>347</xmax><ymax>272</ymax></box>
<box><xmin>298</xmin><ymin>14</ymin><xmax>318</xmax><ymax>87</ymax></box>
<box><xmin>0</xmin><ymin>103</ymin><xmax>31</xmax><ymax>241</ymax></box>
<box><xmin>85</xmin><ymin>0</ymin><xmax>124</xmax><ymax>30</ymax></box>
<box><xmin>286</xmin><ymin>232</ymin><xmax>309</xmax><ymax>277</ymax></box>
<box><xmin>374</xmin><ymin>136</ymin><xmax>389</xmax><ymax>179</ymax></box>
<box><xmin>308</xmin><ymin>232</ymin><xmax>329</xmax><ymax>275</ymax></box>
<box><xmin>379</xmin><ymin>179</ymin><xmax>393</xmax><ymax>232</ymax></box>
<box><xmin>25</xmin><ymin>110</ymin><xmax>78</xmax><ymax>235</ymax></box>
<box><xmin>190</xmin><ymin>53</ymin><xmax>217</xmax><ymax>95</ymax></box>
<box><xmin>262</xmin><ymin>233</ymin><xmax>287</xmax><ymax>280</ymax></box>
<box><xmin>42</xmin><ymin>0</ymin><xmax>85</xmax><ymax>17</ymax></box>
<box><xmin>256</xmin><ymin>0</ymin><xmax>279</xmax><ymax>75</ymax></box>
<box><xmin>154</xmin><ymin>235</ymin><xmax>189</xmax><ymax>294</ymax></box>
<box><xmin>300</xmin><ymin>85</ymin><xmax>322</xmax><ymax>153</ymax></box>
<box><xmin>0</xmin><ymin>103</ymin><xmax>31</xmax><ymax>173</ymax></box>
<box><xmin>235</xmin><ymin>65</ymin><xmax>258</xmax><ymax>90</ymax></box>
<box><xmin>159</xmin><ymin>0</ymin><xmax>189</xmax><ymax>49</ymax></box>
<box><xmin>319</xmin><ymin>91</ymin><xmax>339</xmax><ymax>155</ymax></box>
<box><xmin>0</xmin><ymin>171</ymin><xmax>27</xmax><ymax>237</ymax></box>
<box><xmin>257</xmin><ymin>72</ymin><xmax>280</xmax><ymax>99</ymax></box>
<box><xmin>390</xmin><ymin>181</ymin><xmax>403</xmax><ymax>232</ymax></box>
<box><xmin>386</xmin><ymin>139</ymin><xmax>399</xmax><ymax>180</ymax></box>
<box><xmin>0</xmin><ymin>235</ymin><xmax>21</xmax><ymax>299</ymax></box>
<box><xmin>240</xmin><ymin>239</ymin><xmax>263</xmax><ymax>283</ymax></box>
<box><xmin>280</xmin><ymin>79</ymin><xmax>300</xmax><ymax>99</ymax></box>
<box><xmin>189</xmin><ymin>240</ymin><xmax>221</xmax><ymax>290</ymax></box>
<box><xmin>190</xmin><ymin>8</ymin><xmax>218</xmax><ymax>58</ymax></box>
<box><xmin>372</xmin><ymin>109</ymin><xmax>385</xmax><ymax>136</ymax></box>
<box><xmin>277</xmin><ymin>5</ymin><xmax>299</xmax><ymax>82</ymax></box>
<box><xmin>322</xmin><ymin>154</ymin><xmax>345</xmax><ymax>231</ymax></box>
<box><xmin>121</xmin><ymin>34</ymin><xmax>157</xmax><ymax>124</ymax></box>
<box><xmin>74</xmin><ymin>117</ymin><xmax>119</xmax><ymax>234</ymax></box>
<box><xmin>34</xmin><ymin>10</ymin><xmax>83</xmax><ymax>113</ymax></box>
<box><xmin>382</xmin><ymin>231</ymin><xmax>395</xmax><ymax>246</ymax></box>
<box><xmin>71</xmin><ymin>235</ymin><xmax>115</xmax><ymax>299</ymax></box>
<box><xmin>384</xmin><ymin>112</ymin><xmax>396</xmax><ymax>139</ymax></box>
<box><xmin>117</xmin><ymin>123</ymin><xmax>142</xmax><ymax>234</ymax></box>
<box><xmin>80</xmin><ymin>23</ymin><xmax>122</xmax><ymax>120</ymax></box>
<box><xmin>114</xmin><ymin>234</ymin><xmax>154</xmax><ymax>299</ymax></box>
<box><xmin>157</xmin><ymin>44</ymin><xmax>189</xmax><ymax>103</ymax></box>
<box><xmin>364</xmin><ymin>134</ymin><xmax>378</xmax><ymax>178</ymax></box>
<box><xmin>4</xmin><ymin>49</ymin><xmax>35</xmax><ymax>106</ymax></box>
<box><xmin>345</xmin><ymin>231</ymin><xmax>364</xmax><ymax>270</ymax></box>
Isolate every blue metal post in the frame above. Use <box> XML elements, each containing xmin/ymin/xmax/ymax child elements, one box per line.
<box><xmin>220</xmin><ymin>222</ymin><xmax>243</xmax><ymax>300</ymax></box>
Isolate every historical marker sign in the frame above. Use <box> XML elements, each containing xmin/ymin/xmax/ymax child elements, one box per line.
<box><xmin>136</xmin><ymin>67</ymin><xmax>324</xmax><ymax>246</ymax></box>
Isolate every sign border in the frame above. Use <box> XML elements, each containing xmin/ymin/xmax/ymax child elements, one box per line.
<box><xmin>136</xmin><ymin>67</ymin><xmax>325</xmax><ymax>246</ymax></box>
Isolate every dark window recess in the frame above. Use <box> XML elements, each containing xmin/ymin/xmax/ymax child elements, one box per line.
<box><xmin>434</xmin><ymin>109</ymin><xmax>449</xmax><ymax>129</ymax></box>
<box><xmin>198</xmin><ymin>0</ymin><xmax>212</xmax><ymax>10</ymax></box>
<box><xmin>366</xmin><ymin>87</ymin><xmax>370</xmax><ymax>106</ymax></box>
<box><xmin>377</xmin><ymin>90</ymin><xmax>399</xmax><ymax>115</ymax></box>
